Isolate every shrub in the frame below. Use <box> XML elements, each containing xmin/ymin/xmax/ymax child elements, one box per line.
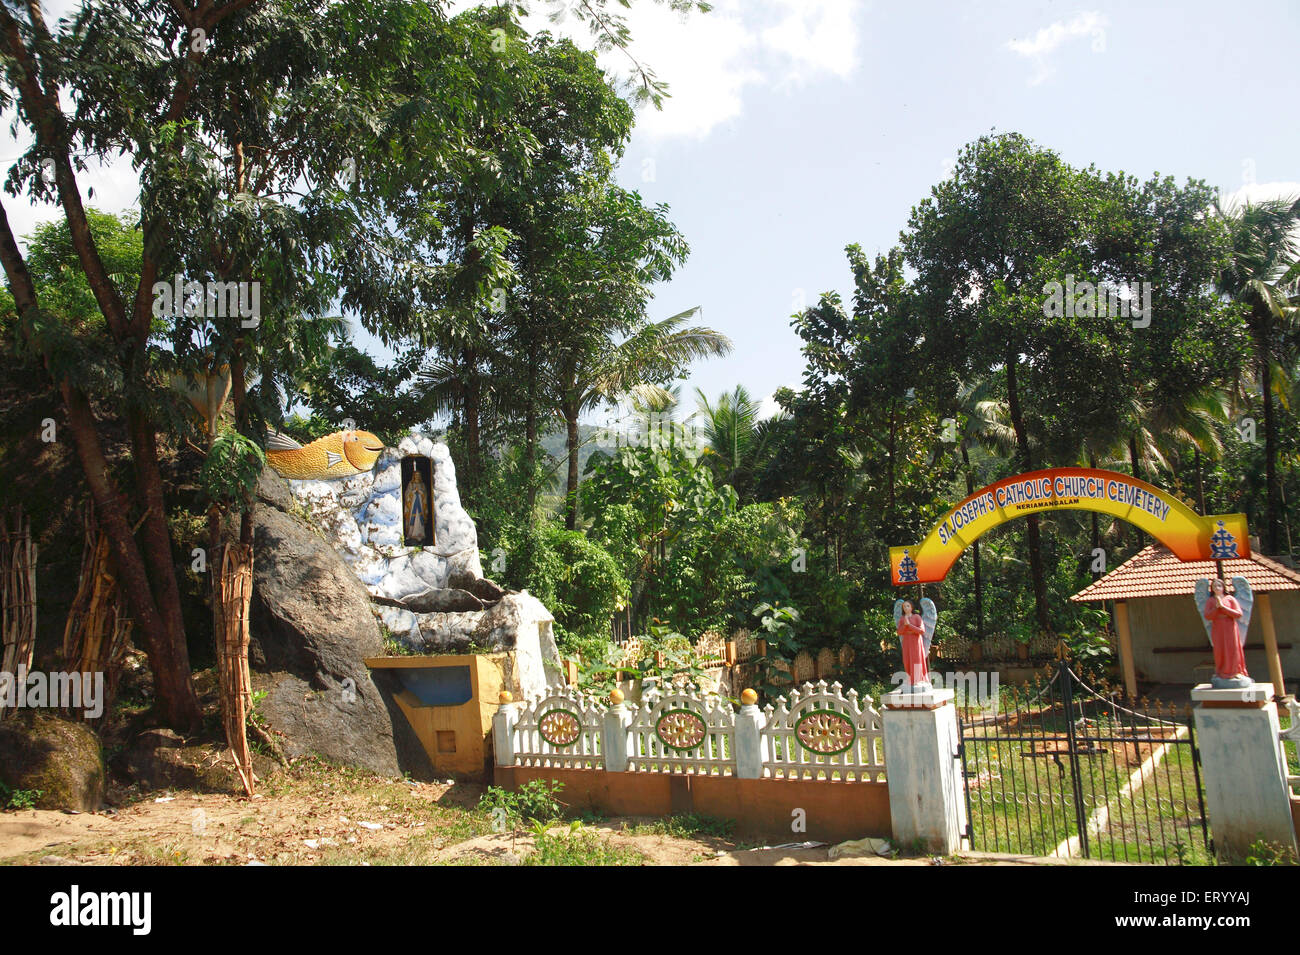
<box><xmin>477</xmin><ymin>779</ymin><xmax>564</xmax><ymax>827</ymax></box>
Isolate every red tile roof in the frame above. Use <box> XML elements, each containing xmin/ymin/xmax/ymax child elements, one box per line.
<box><xmin>1071</xmin><ymin>544</ymin><xmax>1300</xmax><ymax>602</ymax></box>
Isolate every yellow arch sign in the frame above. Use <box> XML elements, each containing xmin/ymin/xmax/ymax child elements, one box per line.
<box><xmin>890</xmin><ymin>467</ymin><xmax>1250</xmax><ymax>586</ymax></box>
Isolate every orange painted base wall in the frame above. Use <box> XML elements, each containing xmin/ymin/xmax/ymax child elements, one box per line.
<box><xmin>495</xmin><ymin>766</ymin><xmax>891</xmax><ymax>845</ymax></box>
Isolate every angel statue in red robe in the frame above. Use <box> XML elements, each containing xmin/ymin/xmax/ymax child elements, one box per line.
<box><xmin>1194</xmin><ymin>576</ymin><xmax>1254</xmax><ymax>689</ymax></box>
<box><xmin>894</xmin><ymin>597</ymin><xmax>938</xmax><ymax>690</ymax></box>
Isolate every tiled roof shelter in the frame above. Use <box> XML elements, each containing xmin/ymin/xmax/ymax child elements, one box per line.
<box><xmin>1072</xmin><ymin>544</ymin><xmax>1300</xmax><ymax>602</ymax></box>
<box><xmin>1070</xmin><ymin>544</ymin><xmax>1299</xmax><ymax>698</ymax></box>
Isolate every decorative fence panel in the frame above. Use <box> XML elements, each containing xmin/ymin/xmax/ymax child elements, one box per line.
<box><xmin>763</xmin><ymin>681</ymin><xmax>885</xmax><ymax>782</ymax></box>
<box><xmin>627</xmin><ymin>689</ymin><xmax>735</xmax><ymax>776</ymax></box>
<box><xmin>498</xmin><ymin>680</ymin><xmax>886</xmax><ymax>783</ymax></box>
<box><xmin>512</xmin><ymin>685</ymin><xmax>604</xmax><ymax>770</ymax></box>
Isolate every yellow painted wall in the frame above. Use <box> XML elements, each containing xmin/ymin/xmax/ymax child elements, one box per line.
<box><xmin>367</xmin><ymin>654</ymin><xmax>507</xmax><ymax>780</ymax></box>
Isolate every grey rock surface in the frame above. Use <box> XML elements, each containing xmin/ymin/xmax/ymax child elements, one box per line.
<box><xmin>250</xmin><ymin>473</ymin><xmax>433</xmax><ymax>779</ymax></box>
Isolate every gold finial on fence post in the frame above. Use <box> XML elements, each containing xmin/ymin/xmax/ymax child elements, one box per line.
<box><xmin>741</xmin><ymin>688</ymin><xmax>758</xmax><ymax>706</ymax></box>
<box><xmin>499</xmin><ymin>690</ymin><xmax>513</xmax><ymax>704</ymax></box>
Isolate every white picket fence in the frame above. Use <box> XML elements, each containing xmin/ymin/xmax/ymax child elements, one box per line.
<box><xmin>495</xmin><ymin>679</ymin><xmax>885</xmax><ymax>781</ymax></box>
<box><xmin>626</xmin><ymin>689</ymin><xmax>736</xmax><ymax>775</ymax></box>
<box><xmin>512</xmin><ymin>684</ymin><xmax>604</xmax><ymax>770</ymax></box>
<box><xmin>763</xmin><ymin>682</ymin><xmax>885</xmax><ymax>782</ymax></box>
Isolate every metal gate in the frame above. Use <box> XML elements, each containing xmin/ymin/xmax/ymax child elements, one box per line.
<box><xmin>957</xmin><ymin>659</ymin><xmax>1211</xmax><ymax>864</ymax></box>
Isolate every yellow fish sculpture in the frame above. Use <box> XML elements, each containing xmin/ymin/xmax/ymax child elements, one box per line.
<box><xmin>265</xmin><ymin>429</ymin><xmax>385</xmax><ymax>480</ymax></box>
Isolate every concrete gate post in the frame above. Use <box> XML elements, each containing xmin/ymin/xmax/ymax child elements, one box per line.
<box><xmin>1192</xmin><ymin>683</ymin><xmax>1297</xmax><ymax>861</ymax></box>
<box><xmin>881</xmin><ymin>687</ymin><xmax>967</xmax><ymax>854</ymax></box>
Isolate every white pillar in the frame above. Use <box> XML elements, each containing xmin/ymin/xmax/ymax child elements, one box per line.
<box><xmin>881</xmin><ymin>687</ymin><xmax>966</xmax><ymax>854</ymax></box>
<box><xmin>492</xmin><ymin>698</ymin><xmax>519</xmax><ymax>767</ymax></box>
<box><xmin>602</xmin><ymin>698</ymin><xmax>634</xmax><ymax>772</ymax></box>
<box><xmin>735</xmin><ymin>690</ymin><xmax>766</xmax><ymax>779</ymax></box>
<box><xmin>1192</xmin><ymin>683</ymin><xmax>1297</xmax><ymax>861</ymax></box>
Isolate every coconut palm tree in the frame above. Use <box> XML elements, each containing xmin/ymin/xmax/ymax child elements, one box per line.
<box><xmin>1214</xmin><ymin>196</ymin><xmax>1300</xmax><ymax>553</ymax></box>
<box><xmin>691</xmin><ymin>384</ymin><xmax>787</xmax><ymax>500</ymax></box>
<box><xmin>551</xmin><ymin>308</ymin><xmax>732</xmax><ymax>528</ymax></box>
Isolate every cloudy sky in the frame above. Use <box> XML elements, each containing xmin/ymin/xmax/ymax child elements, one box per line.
<box><xmin>6</xmin><ymin>0</ymin><xmax>1299</xmax><ymax>429</ymax></box>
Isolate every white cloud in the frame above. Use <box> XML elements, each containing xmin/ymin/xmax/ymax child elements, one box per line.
<box><xmin>1007</xmin><ymin>11</ymin><xmax>1108</xmax><ymax>86</ymax></box>
<box><xmin>514</xmin><ymin>0</ymin><xmax>863</xmax><ymax>140</ymax></box>
<box><xmin>1217</xmin><ymin>181</ymin><xmax>1300</xmax><ymax>249</ymax></box>
<box><xmin>622</xmin><ymin>0</ymin><xmax>862</xmax><ymax>139</ymax></box>
<box><xmin>611</xmin><ymin>1</ymin><xmax>762</xmax><ymax>139</ymax></box>
<box><xmin>1218</xmin><ymin>180</ymin><xmax>1300</xmax><ymax>212</ymax></box>
<box><xmin>760</xmin><ymin>0</ymin><xmax>860</xmax><ymax>86</ymax></box>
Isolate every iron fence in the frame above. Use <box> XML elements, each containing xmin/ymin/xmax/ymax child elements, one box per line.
<box><xmin>957</xmin><ymin>659</ymin><xmax>1211</xmax><ymax>865</ymax></box>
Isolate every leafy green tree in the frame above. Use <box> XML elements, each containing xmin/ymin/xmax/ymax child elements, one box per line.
<box><xmin>948</xmin><ymin>375</ymin><xmax>1011</xmax><ymax>639</ymax></box>
<box><xmin>0</xmin><ymin>0</ymin><xmax>706</xmax><ymax>729</ymax></box>
<box><xmin>293</xmin><ymin>342</ymin><xmax>435</xmax><ymax>446</ymax></box>
<box><xmin>500</xmin><ymin>520</ymin><xmax>627</xmax><ymax>653</ymax></box>
<box><xmin>1214</xmin><ymin>196</ymin><xmax>1300</xmax><ymax>553</ymax></box>
<box><xmin>903</xmin><ymin>134</ymin><xmax>1103</xmax><ymax>634</ymax></box>
<box><xmin>902</xmin><ymin>133</ymin><xmax>1243</xmax><ymax>631</ymax></box>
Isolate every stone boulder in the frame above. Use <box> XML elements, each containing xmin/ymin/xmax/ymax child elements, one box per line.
<box><xmin>0</xmin><ymin>714</ymin><xmax>103</xmax><ymax>811</ymax></box>
<box><xmin>396</xmin><ymin>591</ymin><xmax>562</xmax><ymax>696</ymax></box>
<box><xmin>109</xmin><ymin>728</ymin><xmax>280</xmax><ymax>794</ymax></box>
<box><xmin>250</xmin><ymin>471</ymin><xmax>433</xmax><ymax>779</ymax></box>
<box><xmin>374</xmin><ymin>588</ymin><xmax>485</xmax><ymax>614</ymax></box>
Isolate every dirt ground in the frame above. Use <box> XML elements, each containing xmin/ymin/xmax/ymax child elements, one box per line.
<box><xmin>0</xmin><ymin>757</ymin><xmax>1097</xmax><ymax>866</ymax></box>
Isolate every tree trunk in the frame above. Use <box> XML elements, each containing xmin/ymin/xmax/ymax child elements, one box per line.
<box><xmin>1195</xmin><ymin>447</ymin><xmax>1206</xmax><ymax>515</ymax></box>
<box><xmin>0</xmin><ymin>202</ymin><xmax>201</xmax><ymax>730</ymax></box>
<box><xmin>525</xmin><ymin>362</ymin><xmax>538</xmax><ymax>511</ymax></box>
<box><xmin>67</xmin><ymin>388</ymin><xmax>202</xmax><ymax>731</ymax></box>
<box><xmin>564</xmin><ymin>402</ymin><xmax>580</xmax><ymax>530</ymax></box>
<box><xmin>1089</xmin><ymin>454</ymin><xmax>1101</xmax><ymax>578</ymax></box>
<box><xmin>1261</xmin><ymin>356</ymin><xmax>1281</xmax><ymax>554</ymax></box>
<box><xmin>1005</xmin><ymin>348</ymin><xmax>1051</xmax><ymax>635</ymax></box>
<box><xmin>127</xmin><ymin>409</ymin><xmax>193</xmax><ymax>664</ymax></box>
<box><xmin>963</xmin><ymin>443</ymin><xmax>984</xmax><ymax>640</ymax></box>
<box><xmin>1128</xmin><ymin>434</ymin><xmax>1146</xmax><ymax>547</ymax></box>
<box><xmin>886</xmin><ymin>401</ymin><xmax>896</xmax><ymax>513</ymax></box>
<box><xmin>463</xmin><ymin>347</ymin><xmax>482</xmax><ymax>489</ymax></box>
<box><xmin>213</xmin><ymin>541</ymin><xmax>255</xmax><ymax>797</ymax></box>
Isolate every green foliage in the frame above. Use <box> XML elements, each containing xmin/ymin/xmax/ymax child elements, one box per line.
<box><xmin>496</xmin><ymin>518</ymin><xmax>627</xmax><ymax>653</ymax></box>
<box><xmin>290</xmin><ymin>342</ymin><xmax>434</xmax><ymax>447</ymax></box>
<box><xmin>752</xmin><ymin>601</ymin><xmax>800</xmax><ymax>657</ymax></box>
<box><xmin>576</xmin><ymin>623</ymin><xmax>706</xmax><ymax>694</ymax></box>
<box><xmin>1244</xmin><ymin>838</ymin><xmax>1298</xmax><ymax>866</ymax></box>
<box><xmin>582</xmin><ymin>435</ymin><xmax>799</xmax><ymax>636</ymax></box>
<box><xmin>523</xmin><ymin>825</ymin><xmax>646</xmax><ymax>866</ymax></box>
<box><xmin>200</xmin><ymin>429</ymin><xmax>266</xmax><ymax>506</ymax></box>
<box><xmin>631</xmin><ymin>813</ymin><xmax>735</xmax><ymax>839</ymax></box>
<box><xmin>477</xmin><ymin>779</ymin><xmax>564</xmax><ymax>826</ymax></box>
<box><xmin>0</xmin><ymin>781</ymin><xmax>43</xmax><ymax>811</ymax></box>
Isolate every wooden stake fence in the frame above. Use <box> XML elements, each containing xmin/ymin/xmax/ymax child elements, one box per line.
<box><xmin>62</xmin><ymin>502</ymin><xmax>132</xmax><ymax>721</ymax></box>
<box><xmin>214</xmin><ymin>542</ymin><xmax>255</xmax><ymax>796</ymax></box>
<box><xmin>1</xmin><ymin>507</ymin><xmax>36</xmax><ymax>720</ymax></box>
